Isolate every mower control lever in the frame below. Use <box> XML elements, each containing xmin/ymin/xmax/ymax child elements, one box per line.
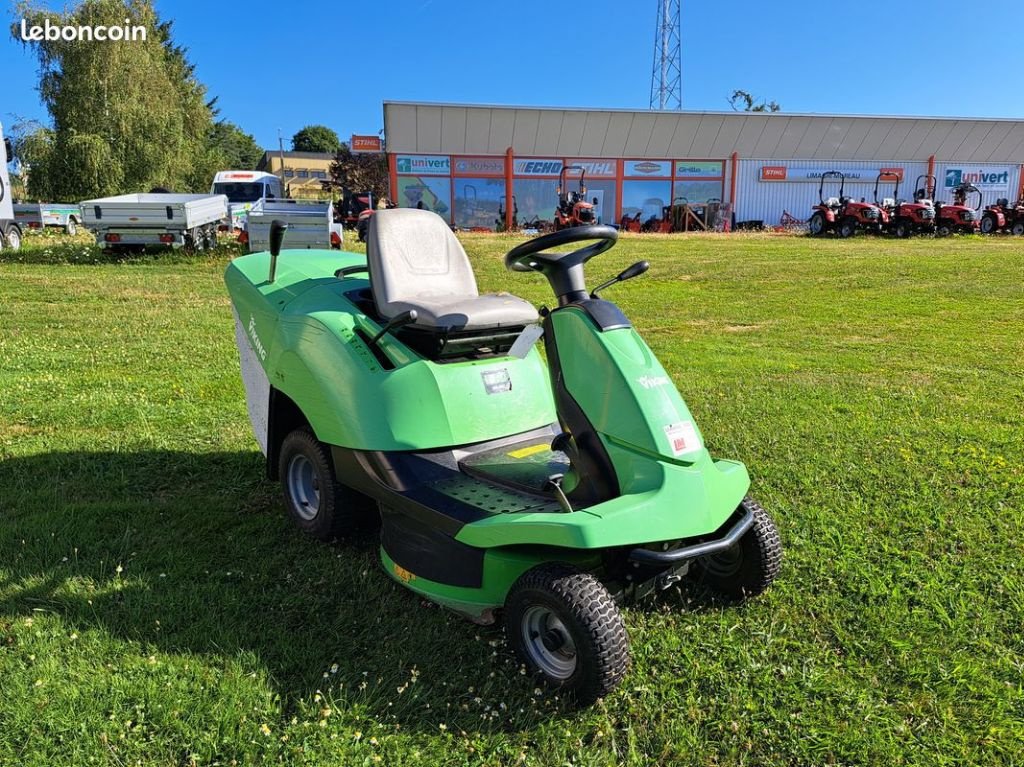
<box><xmin>267</xmin><ymin>220</ymin><xmax>289</xmax><ymax>283</ymax></box>
<box><xmin>590</xmin><ymin>260</ymin><xmax>650</xmax><ymax>298</ymax></box>
<box><xmin>370</xmin><ymin>310</ymin><xmax>418</xmax><ymax>347</ymax></box>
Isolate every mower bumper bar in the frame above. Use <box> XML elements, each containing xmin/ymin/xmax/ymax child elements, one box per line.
<box><xmin>627</xmin><ymin>506</ymin><xmax>754</xmax><ymax>565</ymax></box>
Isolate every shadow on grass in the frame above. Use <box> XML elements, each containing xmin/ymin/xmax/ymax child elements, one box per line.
<box><xmin>0</xmin><ymin>449</ymin><xmax>740</xmax><ymax>731</ymax></box>
<box><xmin>2</xmin><ymin>449</ymin><xmax>643</xmax><ymax>730</ymax></box>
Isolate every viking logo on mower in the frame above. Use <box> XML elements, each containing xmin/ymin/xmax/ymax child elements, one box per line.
<box><xmin>247</xmin><ymin>314</ymin><xmax>266</xmax><ymax>361</ymax></box>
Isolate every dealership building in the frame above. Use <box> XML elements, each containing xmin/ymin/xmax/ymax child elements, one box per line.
<box><xmin>383</xmin><ymin>101</ymin><xmax>1024</xmax><ymax>230</ymax></box>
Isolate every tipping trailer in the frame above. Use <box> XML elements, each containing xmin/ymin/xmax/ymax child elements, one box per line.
<box><xmin>14</xmin><ymin>203</ymin><xmax>84</xmax><ymax>235</ymax></box>
<box><xmin>80</xmin><ymin>193</ymin><xmax>227</xmax><ymax>252</ymax></box>
<box><xmin>244</xmin><ymin>199</ymin><xmax>342</xmax><ymax>252</ymax></box>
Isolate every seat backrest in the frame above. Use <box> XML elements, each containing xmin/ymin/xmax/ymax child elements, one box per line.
<box><xmin>825</xmin><ymin>197</ymin><xmax>841</xmax><ymax>208</ymax></box>
<box><xmin>367</xmin><ymin>208</ymin><xmax>478</xmax><ymax>319</ymax></box>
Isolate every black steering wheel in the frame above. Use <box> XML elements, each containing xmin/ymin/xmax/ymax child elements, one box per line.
<box><xmin>504</xmin><ymin>225</ymin><xmax>619</xmax><ymax>304</ymax></box>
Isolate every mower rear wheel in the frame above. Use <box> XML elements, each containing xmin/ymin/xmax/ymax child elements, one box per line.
<box><xmin>505</xmin><ymin>563</ymin><xmax>629</xmax><ymax>706</ymax></box>
<box><xmin>808</xmin><ymin>212</ymin><xmax>827</xmax><ymax>236</ymax></box>
<box><xmin>837</xmin><ymin>218</ymin><xmax>857</xmax><ymax>238</ymax></box>
<box><xmin>278</xmin><ymin>427</ymin><xmax>376</xmax><ymax>541</ymax></box>
<box><xmin>693</xmin><ymin>497</ymin><xmax>782</xmax><ymax>601</ymax></box>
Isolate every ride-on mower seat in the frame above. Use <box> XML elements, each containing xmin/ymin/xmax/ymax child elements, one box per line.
<box><xmin>367</xmin><ymin>209</ymin><xmax>538</xmax><ymax>332</ymax></box>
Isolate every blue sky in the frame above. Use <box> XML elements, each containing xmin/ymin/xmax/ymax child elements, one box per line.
<box><xmin>3</xmin><ymin>0</ymin><xmax>1023</xmax><ymax>150</ymax></box>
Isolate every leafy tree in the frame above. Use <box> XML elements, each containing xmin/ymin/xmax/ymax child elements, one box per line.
<box><xmin>292</xmin><ymin>125</ymin><xmax>341</xmax><ymax>154</ymax></box>
<box><xmin>13</xmin><ymin>0</ymin><xmax>219</xmax><ymax>198</ymax></box>
<box><xmin>208</xmin><ymin>121</ymin><xmax>264</xmax><ymax>170</ymax></box>
<box><xmin>728</xmin><ymin>90</ymin><xmax>781</xmax><ymax>113</ymax></box>
<box><xmin>328</xmin><ymin>143</ymin><xmax>389</xmax><ymax>204</ymax></box>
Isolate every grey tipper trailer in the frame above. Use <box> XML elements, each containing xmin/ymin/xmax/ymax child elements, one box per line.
<box><xmin>81</xmin><ymin>193</ymin><xmax>228</xmax><ymax>251</ymax></box>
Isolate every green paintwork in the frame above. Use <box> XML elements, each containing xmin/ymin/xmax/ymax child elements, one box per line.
<box><xmin>380</xmin><ymin>546</ymin><xmax>601</xmax><ymax>620</ymax></box>
<box><xmin>226</xmin><ymin>246</ymin><xmax>751</xmax><ymax>612</ymax></box>
<box><xmin>224</xmin><ymin>249</ymin><xmax>557</xmax><ymax>450</ymax></box>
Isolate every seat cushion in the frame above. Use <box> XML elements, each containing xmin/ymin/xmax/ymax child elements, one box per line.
<box><xmin>386</xmin><ymin>293</ymin><xmax>538</xmax><ymax>330</ymax></box>
<box><xmin>367</xmin><ymin>208</ymin><xmax>538</xmax><ymax>331</ymax></box>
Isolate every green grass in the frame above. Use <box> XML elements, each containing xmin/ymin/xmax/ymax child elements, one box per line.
<box><xmin>1</xmin><ymin>227</ymin><xmax>1022</xmax><ymax>766</ymax></box>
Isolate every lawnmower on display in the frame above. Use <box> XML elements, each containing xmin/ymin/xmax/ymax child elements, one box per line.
<box><xmin>934</xmin><ymin>180</ymin><xmax>981</xmax><ymax>236</ymax></box>
<box><xmin>979</xmin><ymin>197</ymin><xmax>1024</xmax><ymax>235</ymax></box>
<box><xmin>808</xmin><ymin>171</ymin><xmax>886</xmax><ymax>238</ymax></box>
<box><xmin>553</xmin><ymin>165</ymin><xmax>595</xmax><ymax>230</ymax></box>
<box><xmin>224</xmin><ymin>211</ymin><xmax>782</xmax><ymax>706</ymax></box>
<box><xmin>873</xmin><ymin>171</ymin><xmax>935</xmax><ymax>238</ymax></box>
<box><xmin>496</xmin><ymin>195</ymin><xmax>519</xmax><ymax>232</ymax></box>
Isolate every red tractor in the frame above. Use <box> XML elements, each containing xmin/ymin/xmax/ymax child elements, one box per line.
<box><xmin>933</xmin><ymin>179</ymin><xmax>981</xmax><ymax>236</ymax></box>
<box><xmin>808</xmin><ymin>171</ymin><xmax>886</xmax><ymax>237</ymax></box>
<box><xmin>979</xmin><ymin>197</ymin><xmax>1024</xmax><ymax>235</ymax></box>
<box><xmin>873</xmin><ymin>171</ymin><xmax>935</xmax><ymax>238</ymax></box>
<box><xmin>553</xmin><ymin>165</ymin><xmax>595</xmax><ymax>230</ymax></box>
<box><xmin>496</xmin><ymin>195</ymin><xmax>518</xmax><ymax>232</ymax></box>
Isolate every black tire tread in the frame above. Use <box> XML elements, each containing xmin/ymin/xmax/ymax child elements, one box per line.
<box><xmin>506</xmin><ymin>563</ymin><xmax>630</xmax><ymax>706</ymax></box>
<box><xmin>278</xmin><ymin>427</ymin><xmax>376</xmax><ymax>540</ymax></box>
<box><xmin>696</xmin><ymin>497</ymin><xmax>782</xmax><ymax>601</ymax></box>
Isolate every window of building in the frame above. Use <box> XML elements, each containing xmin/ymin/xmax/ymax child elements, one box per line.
<box><xmin>453</xmin><ymin>179</ymin><xmax>506</xmax><ymax>229</ymax></box>
<box><xmin>283</xmin><ymin>169</ymin><xmax>295</xmax><ymax>178</ymax></box>
<box><xmin>621</xmin><ymin>180</ymin><xmax>672</xmax><ymax>225</ymax></box>
<box><xmin>297</xmin><ymin>169</ymin><xmax>309</xmax><ymax>179</ymax></box>
<box><xmin>396</xmin><ymin>176</ymin><xmax>451</xmax><ymax>222</ymax></box>
<box><xmin>313</xmin><ymin>170</ymin><xmax>328</xmax><ymax>179</ymax></box>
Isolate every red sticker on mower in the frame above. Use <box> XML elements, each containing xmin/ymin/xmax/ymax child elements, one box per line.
<box><xmin>664</xmin><ymin>422</ymin><xmax>700</xmax><ymax>457</ymax></box>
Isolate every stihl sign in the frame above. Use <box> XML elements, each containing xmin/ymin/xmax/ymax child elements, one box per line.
<box><xmin>351</xmin><ymin>135</ymin><xmax>382</xmax><ymax>153</ymax></box>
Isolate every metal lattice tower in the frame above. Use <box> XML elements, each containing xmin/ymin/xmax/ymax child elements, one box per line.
<box><xmin>649</xmin><ymin>0</ymin><xmax>681</xmax><ymax>110</ymax></box>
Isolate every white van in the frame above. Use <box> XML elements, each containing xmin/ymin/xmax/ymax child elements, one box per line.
<box><xmin>210</xmin><ymin>170</ymin><xmax>284</xmax><ymax>229</ymax></box>
<box><xmin>0</xmin><ymin>122</ymin><xmax>23</xmax><ymax>250</ymax></box>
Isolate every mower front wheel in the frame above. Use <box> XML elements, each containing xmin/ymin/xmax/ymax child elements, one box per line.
<box><xmin>693</xmin><ymin>497</ymin><xmax>782</xmax><ymax>600</ymax></box>
<box><xmin>1011</xmin><ymin>221</ymin><xmax>1024</xmax><ymax>236</ymax></box>
<box><xmin>278</xmin><ymin>427</ymin><xmax>377</xmax><ymax>541</ymax></box>
<box><xmin>505</xmin><ymin>563</ymin><xmax>630</xmax><ymax>707</ymax></box>
<box><xmin>894</xmin><ymin>219</ymin><xmax>913</xmax><ymax>239</ymax></box>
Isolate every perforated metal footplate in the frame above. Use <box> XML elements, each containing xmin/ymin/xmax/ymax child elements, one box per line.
<box><xmin>429</xmin><ymin>475</ymin><xmax>562</xmax><ymax>515</ymax></box>
<box><xmin>459</xmin><ymin>438</ymin><xmax>571</xmax><ymax>495</ymax></box>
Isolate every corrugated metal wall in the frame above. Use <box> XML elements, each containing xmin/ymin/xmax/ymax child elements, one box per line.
<box><xmin>735</xmin><ymin>160</ymin><xmax>1022</xmax><ymax>224</ymax></box>
<box><xmin>735</xmin><ymin>159</ymin><xmax>931</xmax><ymax>225</ymax></box>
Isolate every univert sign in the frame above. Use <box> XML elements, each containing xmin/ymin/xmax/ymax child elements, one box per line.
<box><xmin>396</xmin><ymin>155</ymin><xmax>450</xmax><ymax>175</ymax></box>
<box><xmin>943</xmin><ymin>167</ymin><xmax>1011</xmax><ymax>190</ymax></box>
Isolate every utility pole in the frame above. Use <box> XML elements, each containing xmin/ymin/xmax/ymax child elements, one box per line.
<box><xmin>650</xmin><ymin>0</ymin><xmax>682</xmax><ymax>110</ymax></box>
<box><xmin>277</xmin><ymin>128</ymin><xmax>287</xmax><ymax>196</ymax></box>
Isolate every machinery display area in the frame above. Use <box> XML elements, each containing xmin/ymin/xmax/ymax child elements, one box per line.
<box><xmin>383</xmin><ymin>102</ymin><xmax>1024</xmax><ymax>234</ymax></box>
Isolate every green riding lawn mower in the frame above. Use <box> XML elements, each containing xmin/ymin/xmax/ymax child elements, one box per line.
<box><xmin>224</xmin><ymin>210</ymin><xmax>782</xmax><ymax>705</ymax></box>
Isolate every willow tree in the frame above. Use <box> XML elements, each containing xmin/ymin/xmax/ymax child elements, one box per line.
<box><xmin>14</xmin><ymin>0</ymin><xmax>219</xmax><ymax>198</ymax></box>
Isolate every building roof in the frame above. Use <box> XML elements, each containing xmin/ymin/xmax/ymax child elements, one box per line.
<box><xmin>260</xmin><ymin>150</ymin><xmax>336</xmax><ymax>160</ymax></box>
<box><xmin>383</xmin><ymin>102</ymin><xmax>1024</xmax><ymax>163</ymax></box>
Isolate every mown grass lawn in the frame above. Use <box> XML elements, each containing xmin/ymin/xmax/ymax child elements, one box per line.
<box><xmin>1</xmin><ymin>227</ymin><xmax>1022</xmax><ymax>766</ymax></box>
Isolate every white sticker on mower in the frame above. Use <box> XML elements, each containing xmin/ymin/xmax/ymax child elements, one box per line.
<box><xmin>638</xmin><ymin>375</ymin><xmax>670</xmax><ymax>389</ymax></box>
<box><xmin>664</xmin><ymin>421</ymin><xmax>700</xmax><ymax>457</ymax></box>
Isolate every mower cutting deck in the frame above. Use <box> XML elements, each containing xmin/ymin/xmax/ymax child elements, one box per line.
<box><xmin>224</xmin><ymin>211</ymin><xmax>782</xmax><ymax>705</ymax></box>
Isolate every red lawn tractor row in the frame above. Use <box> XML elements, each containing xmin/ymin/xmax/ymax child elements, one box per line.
<box><xmin>810</xmin><ymin>171</ymin><xmax>984</xmax><ymax>238</ymax></box>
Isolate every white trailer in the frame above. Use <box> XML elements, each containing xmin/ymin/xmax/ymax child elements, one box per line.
<box><xmin>80</xmin><ymin>193</ymin><xmax>227</xmax><ymax>251</ymax></box>
<box><xmin>245</xmin><ymin>199</ymin><xmax>342</xmax><ymax>252</ymax></box>
<box><xmin>0</xmin><ymin>122</ymin><xmax>22</xmax><ymax>251</ymax></box>
<box><xmin>14</xmin><ymin>203</ymin><xmax>84</xmax><ymax>235</ymax></box>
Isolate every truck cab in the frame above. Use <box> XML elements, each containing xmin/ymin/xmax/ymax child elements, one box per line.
<box><xmin>211</xmin><ymin>170</ymin><xmax>284</xmax><ymax>230</ymax></box>
<box><xmin>0</xmin><ymin>121</ymin><xmax>23</xmax><ymax>251</ymax></box>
